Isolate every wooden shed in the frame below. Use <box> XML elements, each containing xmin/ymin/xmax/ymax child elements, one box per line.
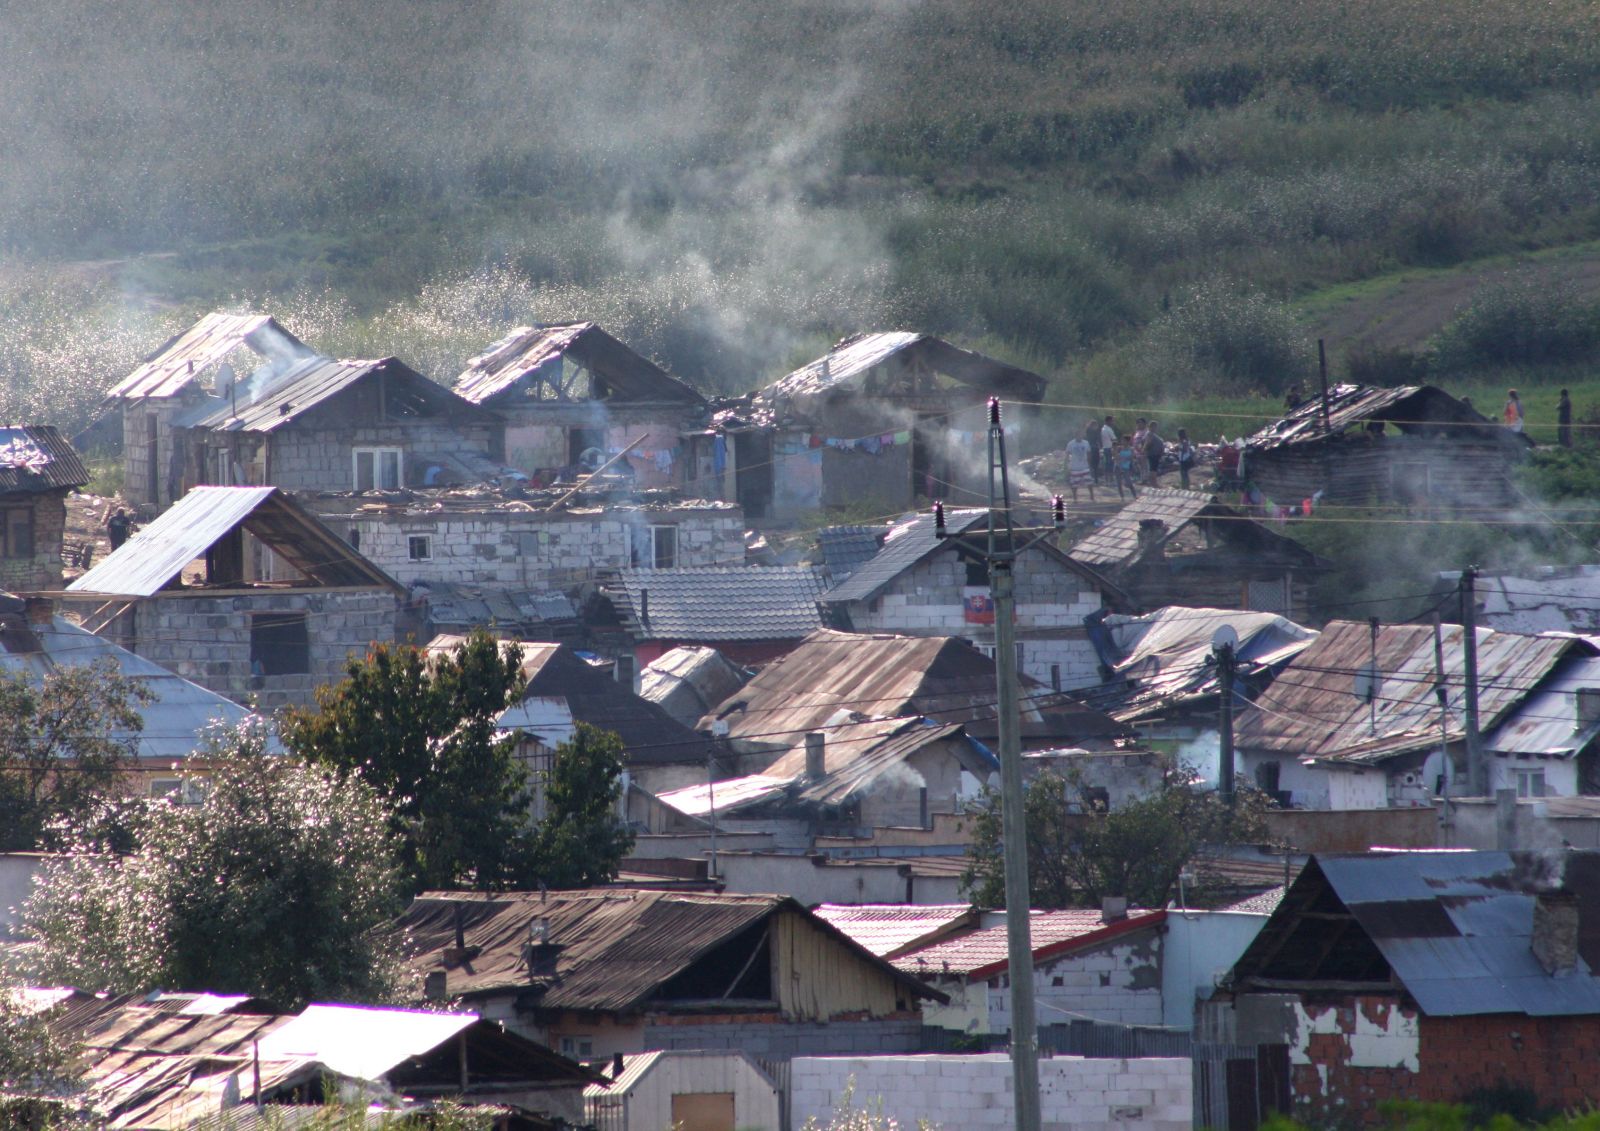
<box><xmin>1240</xmin><ymin>384</ymin><xmax>1528</xmax><ymax>509</ymax></box>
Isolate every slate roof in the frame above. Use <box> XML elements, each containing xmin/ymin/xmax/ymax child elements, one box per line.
<box><xmin>1228</xmin><ymin>850</ymin><xmax>1600</xmax><ymax>1017</ymax></box>
<box><xmin>1236</xmin><ymin>620</ymin><xmax>1581</xmax><ymax>766</ymax></box>
<box><xmin>106</xmin><ymin>312</ymin><xmax>310</xmax><ymax>401</ymax></box>
<box><xmin>895</xmin><ymin>909</ymin><xmax>1165</xmax><ymax>979</ymax></box>
<box><xmin>393</xmin><ymin>889</ymin><xmax>941</xmax><ymax>1011</ymax></box>
<box><xmin>454</xmin><ymin>321</ymin><xmax>704</xmax><ymax>406</ymax></box>
<box><xmin>817</xmin><ymin>524</ymin><xmax>889</xmax><ymax>584</ymax></box>
<box><xmin>0</xmin><ymin>603</ymin><xmax>269</xmax><ymax>761</ymax></box>
<box><xmin>69</xmin><ymin>486</ymin><xmax>402</xmax><ymax>596</ymax></box>
<box><xmin>0</xmin><ymin>425</ymin><xmax>91</xmax><ymax>494</ymax></box>
<box><xmin>813</xmin><ymin>903</ymin><xmax>978</xmax><ymax>959</ymax></box>
<box><xmin>609</xmin><ymin>566</ymin><xmax>827</xmax><ymax>642</ymax></box>
<box><xmin>763</xmin><ymin>332</ymin><xmax>1047</xmax><ymax>409</ymax></box>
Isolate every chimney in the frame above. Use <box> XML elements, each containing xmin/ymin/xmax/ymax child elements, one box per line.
<box><xmin>639</xmin><ymin>588</ymin><xmax>650</xmax><ymax>632</ymax></box>
<box><xmin>424</xmin><ymin>970</ymin><xmax>448</xmax><ymax>1001</ymax></box>
<box><xmin>1102</xmin><ymin>896</ymin><xmax>1128</xmax><ymax>923</ymax></box>
<box><xmin>1136</xmin><ymin>519</ymin><xmax>1167</xmax><ymax>558</ymax></box>
<box><xmin>805</xmin><ymin>731</ymin><xmax>826</xmax><ymax>782</ymax></box>
<box><xmin>1532</xmin><ymin>890</ymin><xmax>1579</xmax><ymax>977</ymax></box>
<box><xmin>1579</xmin><ymin>688</ymin><xmax>1600</xmax><ymax>730</ymax></box>
<box><xmin>24</xmin><ymin>596</ymin><xmax>52</xmax><ymax>626</ymax></box>
<box><xmin>612</xmin><ymin>1052</ymin><xmax>625</xmax><ymax>1078</ymax></box>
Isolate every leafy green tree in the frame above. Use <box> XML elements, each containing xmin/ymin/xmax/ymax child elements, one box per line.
<box><xmin>0</xmin><ymin>659</ymin><xmax>151</xmax><ymax>851</ymax></box>
<box><xmin>0</xmin><ymin>978</ymin><xmax>88</xmax><ymax>1130</ymax></box>
<box><xmin>279</xmin><ymin>629</ymin><xmax>532</xmax><ymax>893</ymax></box>
<box><xmin>526</xmin><ymin>723</ymin><xmax>635</xmax><ymax>889</ymax></box>
<box><xmin>962</xmin><ymin>765</ymin><xmax>1266</xmax><ymax>910</ymax></box>
<box><xmin>22</xmin><ymin>723</ymin><xmax>404</xmax><ymax>1009</ymax></box>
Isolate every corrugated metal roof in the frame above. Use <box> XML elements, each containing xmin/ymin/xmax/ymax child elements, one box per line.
<box><xmin>1075</xmin><ymin>606</ymin><xmax>1317</xmax><ymax>724</ymax></box>
<box><xmin>256</xmin><ymin>1004</ymin><xmax>476</xmax><ymax>1081</ymax></box>
<box><xmin>1486</xmin><ymin>653</ymin><xmax>1600</xmax><ymax>758</ymax></box>
<box><xmin>895</xmin><ymin>909</ymin><xmax>1165</xmax><ymax>978</ymax></box>
<box><xmin>0</xmin><ymin>425</ymin><xmax>90</xmax><ymax>493</ymax></box>
<box><xmin>395</xmin><ymin>889</ymin><xmax>938</xmax><ymax>1012</ymax></box>
<box><xmin>586</xmin><ymin>1049</ymin><xmax>663</xmax><ymax>1098</ymax></box>
<box><xmin>1234</xmin><ymin>851</ymin><xmax>1600</xmax><ymax>1017</ymax></box>
<box><xmin>704</xmin><ymin>629</ymin><xmax>1128</xmax><ymax>748</ymax></box>
<box><xmin>0</xmin><ymin>613</ymin><xmax>268</xmax><ymax>761</ymax></box>
<box><xmin>813</xmin><ymin>904</ymin><xmax>976</xmax><ymax>958</ymax></box>
<box><xmin>638</xmin><ymin>646</ymin><xmax>752</xmax><ymax>729</ymax></box>
<box><xmin>1236</xmin><ymin>620</ymin><xmax>1578</xmax><ymax>765</ymax></box>
<box><xmin>184</xmin><ymin>356</ymin><xmax>483</xmax><ymax>434</ymax></box>
<box><xmin>656</xmin><ymin>774</ymin><xmax>791</xmax><ymax>817</ymax></box>
<box><xmin>610</xmin><ymin>566</ymin><xmax>827</xmax><ymax>642</ymax></box>
<box><xmin>106</xmin><ymin>312</ymin><xmax>310</xmax><ymax>401</ymax></box>
<box><xmin>454</xmin><ymin>322</ymin><xmax>704</xmax><ymax>406</ymax></box>
<box><xmin>762</xmin><ymin>333</ymin><xmax>1047</xmax><ymax>409</ymax></box>
<box><xmin>69</xmin><ymin>486</ymin><xmax>402</xmax><ymax>596</ymax></box>
<box><xmin>1242</xmin><ymin>384</ymin><xmax>1492</xmax><ymax>453</ymax></box>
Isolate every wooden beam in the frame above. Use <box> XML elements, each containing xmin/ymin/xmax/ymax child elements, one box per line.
<box><xmin>1237</xmin><ymin>977</ymin><xmax>1395</xmax><ymax>994</ymax></box>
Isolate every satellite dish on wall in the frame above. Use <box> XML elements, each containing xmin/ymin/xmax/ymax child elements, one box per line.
<box><xmin>1211</xmin><ymin>624</ymin><xmax>1239</xmax><ymax>652</ymax></box>
<box><xmin>1353</xmin><ymin>662</ymin><xmax>1381</xmax><ymax>703</ymax></box>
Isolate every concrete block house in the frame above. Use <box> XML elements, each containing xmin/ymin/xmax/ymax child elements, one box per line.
<box><xmin>453</xmin><ymin>322</ymin><xmax>708</xmax><ymax>490</ymax></box>
<box><xmin>0</xmin><ymin>426</ymin><xmax>90</xmax><ymax>591</ymax></box>
<box><xmin>63</xmin><ymin>486</ymin><xmax>404</xmax><ymax>708</ymax></box>
<box><xmin>822</xmin><ymin>508</ymin><xmax>1131</xmax><ymax>691</ymax></box>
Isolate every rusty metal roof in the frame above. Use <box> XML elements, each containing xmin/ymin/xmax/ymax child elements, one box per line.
<box><xmin>701</xmin><ymin>629</ymin><xmax>1127</xmax><ymax>748</ymax></box>
<box><xmin>107</xmin><ymin>312</ymin><xmax>310</xmax><ymax>401</ymax></box>
<box><xmin>394</xmin><ymin>889</ymin><xmax>939</xmax><ymax>1011</ymax></box>
<box><xmin>69</xmin><ymin>485</ymin><xmax>402</xmax><ymax>597</ymax></box>
<box><xmin>185</xmin><ymin>355</ymin><xmax>487</xmax><ymax>434</ymax></box>
<box><xmin>813</xmin><ymin>904</ymin><xmax>978</xmax><ymax>958</ymax></box>
<box><xmin>1236</xmin><ymin>620</ymin><xmax>1580</xmax><ymax>765</ymax></box>
<box><xmin>1242</xmin><ymin>384</ymin><xmax>1495</xmax><ymax>453</ymax></box>
<box><xmin>895</xmin><ymin>909</ymin><xmax>1166</xmax><ymax>979</ymax></box>
<box><xmin>1075</xmin><ymin>607</ymin><xmax>1317</xmax><ymax>724</ymax></box>
<box><xmin>0</xmin><ymin>425</ymin><xmax>90</xmax><ymax>494</ymax></box>
<box><xmin>1486</xmin><ymin>653</ymin><xmax>1600</xmax><ymax>758</ymax></box>
<box><xmin>763</xmin><ymin>332</ymin><xmax>1047</xmax><ymax>409</ymax></box>
<box><xmin>454</xmin><ymin>322</ymin><xmax>704</xmax><ymax>406</ymax></box>
<box><xmin>1229</xmin><ymin>851</ymin><xmax>1600</xmax><ymax>1017</ymax></box>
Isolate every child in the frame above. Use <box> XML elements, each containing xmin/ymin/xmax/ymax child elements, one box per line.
<box><xmin>1115</xmin><ymin>436</ymin><xmax>1139</xmax><ymax>499</ymax></box>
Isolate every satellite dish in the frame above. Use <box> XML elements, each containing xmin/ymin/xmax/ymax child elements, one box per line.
<box><xmin>1353</xmin><ymin>662</ymin><xmax>1381</xmax><ymax>703</ymax></box>
<box><xmin>1211</xmin><ymin>624</ymin><xmax>1239</xmax><ymax>652</ymax></box>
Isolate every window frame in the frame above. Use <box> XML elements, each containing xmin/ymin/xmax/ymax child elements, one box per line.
<box><xmin>249</xmin><ymin>611</ymin><xmax>311</xmax><ymax>677</ymax></box>
<box><xmin>0</xmin><ymin>506</ymin><xmax>35</xmax><ymax>560</ymax></box>
<box><xmin>648</xmin><ymin>523</ymin><xmax>678</xmax><ymax>569</ymax></box>
<box><xmin>353</xmin><ymin>447</ymin><xmax>404</xmax><ymax>491</ymax></box>
<box><xmin>407</xmin><ymin>534</ymin><xmax>432</xmax><ymax>562</ymax></box>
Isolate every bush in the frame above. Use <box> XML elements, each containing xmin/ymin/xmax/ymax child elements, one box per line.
<box><xmin>1138</xmin><ymin>279</ymin><xmax>1309</xmax><ymax>394</ymax></box>
<box><xmin>1431</xmin><ymin>272</ymin><xmax>1600</xmax><ymax>371</ymax></box>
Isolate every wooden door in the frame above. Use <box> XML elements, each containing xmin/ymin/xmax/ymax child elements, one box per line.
<box><xmin>670</xmin><ymin>1092</ymin><xmax>736</xmax><ymax>1131</ymax></box>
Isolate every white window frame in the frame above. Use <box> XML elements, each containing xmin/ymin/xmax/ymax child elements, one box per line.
<box><xmin>1515</xmin><ymin>768</ymin><xmax>1547</xmax><ymax>798</ymax></box>
<box><xmin>407</xmin><ymin>534</ymin><xmax>432</xmax><ymax>562</ymax></box>
<box><xmin>149</xmin><ymin>777</ymin><xmax>208</xmax><ymax>804</ymax></box>
<box><xmin>648</xmin><ymin>524</ymin><xmax>678</xmax><ymax>569</ymax></box>
<box><xmin>353</xmin><ymin>447</ymin><xmax>403</xmax><ymax>491</ymax></box>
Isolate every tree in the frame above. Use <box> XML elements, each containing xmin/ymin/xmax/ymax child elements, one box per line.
<box><xmin>526</xmin><ymin>723</ymin><xmax>635</xmax><ymax>888</ymax></box>
<box><xmin>22</xmin><ymin>723</ymin><xmax>405</xmax><ymax>1009</ymax></box>
<box><xmin>0</xmin><ymin>659</ymin><xmax>151</xmax><ymax>851</ymax></box>
<box><xmin>962</xmin><ymin>765</ymin><xmax>1266</xmax><ymax>910</ymax></box>
<box><xmin>0</xmin><ymin>979</ymin><xmax>87</xmax><ymax>1130</ymax></box>
<box><xmin>279</xmin><ymin>630</ymin><xmax>533</xmax><ymax>893</ymax></box>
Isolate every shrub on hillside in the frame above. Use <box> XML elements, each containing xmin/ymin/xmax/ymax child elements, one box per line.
<box><xmin>1139</xmin><ymin>279</ymin><xmax>1308</xmax><ymax>394</ymax></box>
<box><xmin>1431</xmin><ymin>273</ymin><xmax>1600</xmax><ymax>370</ymax></box>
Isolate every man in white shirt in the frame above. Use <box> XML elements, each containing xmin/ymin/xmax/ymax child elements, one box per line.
<box><xmin>1065</xmin><ymin>432</ymin><xmax>1093</xmax><ymax>502</ymax></box>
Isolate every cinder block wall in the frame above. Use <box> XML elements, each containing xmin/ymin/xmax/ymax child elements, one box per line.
<box><xmin>0</xmin><ymin>494</ymin><xmax>67</xmax><ymax>591</ymax></box>
<box><xmin>790</xmin><ymin>1053</ymin><xmax>1192</xmax><ymax>1131</ymax></box>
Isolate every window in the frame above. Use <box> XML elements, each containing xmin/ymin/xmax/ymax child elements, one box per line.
<box><xmin>250</xmin><ymin>612</ymin><xmax>310</xmax><ymax>677</ymax></box>
<box><xmin>407</xmin><ymin>535</ymin><xmax>432</xmax><ymax>562</ymax></box>
<box><xmin>1515</xmin><ymin>769</ymin><xmax>1547</xmax><ymax>798</ymax></box>
<box><xmin>0</xmin><ymin>508</ymin><xmax>34</xmax><ymax>559</ymax></box>
<box><xmin>353</xmin><ymin>447</ymin><xmax>403</xmax><ymax>491</ymax></box>
<box><xmin>149</xmin><ymin>777</ymin><xmax>207</xmax><ymax>804</ymax></box>
<box><xmin>649</xmin><ymin>524</ymin><xmax>677</xmax><ymax>569</ymax></box>
<box><xmin>559</xmin><ymin>1036</ymin><xmax>594</xmax><ymax>1059</ymax></box>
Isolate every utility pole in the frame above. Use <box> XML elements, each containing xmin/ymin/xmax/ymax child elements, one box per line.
<box><xmin>1215</xmin><ymin>639</ymin><xmax>1236</xmax><ymax>805</ymax></box>
<box><xmin>936</xmin><ymin>397</ymin><xmax>1056</xmax><ymax>1131</ymax></box>
<box><xmin>1460</xmin><ymin>567</ymin><xmax>1485</xmax><ymax>796</ymax></box>
<box><xmin>1433</xmin><ymin>613</ymin><xmax>1451</xmax><ymax>844</ymax></box>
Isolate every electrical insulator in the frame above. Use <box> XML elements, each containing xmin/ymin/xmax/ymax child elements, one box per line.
<box><xmin>988</xmin><ymin>397</ymin><xmax>1001</xmax><ymax>426</ymax></box>
<box><xmin>933</xmin><ymin>500</ymin><xmax>946</xmax><ymax>538</ymax></box>
<box><xmin>1052</xmin><ymin>495</ymin><xmax>1065</xmax><ymax>527</ymax></box>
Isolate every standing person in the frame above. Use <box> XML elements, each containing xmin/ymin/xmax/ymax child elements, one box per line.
<box><xmin>1176</xmin><ymin>429</ymin><xmax>1196</xmax><ymax>489</ymax></box>
<box><xmin>1504</xmin><ymin>389</ymin><xmax>1525</xmax><ymax>433</ymax></box>
<box><xmin>1083</xmin><ymin>417</ymin><xmax>1103</xmax><ymax>483</ymax></box>
<box><xmin>1114</xmin><ymin>435</ymin><xmax>1139</xmax><ymax>500</ymax></box>
<box><xmin>1559</xmin><ymin>389</ymin><xmax>1573</xmax><ymax>448</ymax></box>
<box><xmin>1100</xmin><ymin>415</ymin><xmax>1117</xmax><ymax>474</ymax></box>
<box><xmin>1144</xmin><ymin>420</ymin><xmax>1165</xmax><ymax>486</ymax></box>
<box><xmin>1065</xmin><ymin>430</ymin><xmax>1093</xmax><ymax>502</ymax></box>
<box><xmin>106</xmin><ymin>508</ymin><xmax>131</xmax><ymax>550</ymax></box>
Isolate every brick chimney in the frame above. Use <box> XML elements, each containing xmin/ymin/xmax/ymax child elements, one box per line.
<box><xmin>1532</xmin><ymin>890</ymin><xmax>1579</xmax><ymax>977</ymax></box>
<box><xmin>805</xmin><ymin>731</ymin><xmax>826</xmax><ymax>782</ymax></box>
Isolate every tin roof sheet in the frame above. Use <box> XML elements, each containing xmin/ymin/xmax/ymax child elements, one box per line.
<box><xmin>1486</xmin><ymin>653</ymin><xmax>1600</xmax><ymax>758</ymax></box>
<box><xmin>895</xmin><ymin>909</ymin><xmax>1165</xmax><ymax>978</ymax></box>
<box><xmin>763</xmin><ymin>333</ymin><xmax>1047</xmax><ymax>407</ymax></box>
<box><xmin>106</xmin><ymin>313</ymin><xmax>310</xmax><ymax>401</ymax></box>
<box><xmin>655</xmin><ymin>774</ymin><xmax>792</xmax><ymax>818</ymax></box>
<box><xmin>0</xmin><ymin>426</ymin><xmax>90</xmax><ymax>493</ymax></box>
<box><xmin>638</xmin><ymin>646</ymin><xmax>752</xmax><ymax>729</ymax></box>
<box><xmin>1242</xmin><ymin>384</ymin><xmax>1493</xmax><ymax>453</ymax></box>
<box><xmin>68</xmin><ymin>486</ymin><xmax>401</xmax><ymax>596</ymax></box>
<box><xmin>184</xmin><ymin>355</ymin><xmax>483</xmax><ymax>433</ymax></box>
<box><xmin>812</xmin><ymin>904</ymin><xmax>976</xmax><ymax>958</ymax></box>
<box><xmin>1236</xmin><ymin>620</ymin><xmax>1578</xmax><ymax>765</ymax></box>
<box><xmin>255</xmin><ymin>1004</ymin><xmax>476</xmax><ymax>1082</ymax></box>
<box><xmin>454</xmin><ymin>322</ymin><xmax>704</xmax><ymax>406</ymax></box>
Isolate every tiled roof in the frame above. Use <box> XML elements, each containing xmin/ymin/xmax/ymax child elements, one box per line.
<box><xmin>817</xmin><ymin>524</ymin><xmax>889</xmax><ymax>584</ymax></box>
<box><xmin>610</xmin><ymin>566</ymin><xmax>826</xmax><ymax>642</ymax></box>
<box><xmin>894</xmin><ymin>908</ymin><xmax>1165</xmax><ymax>978</ymax></box>
<box><xmin>823</xmin><ymin>510</ymin><xmax>986</xmax><ymax>603</ymax></box>
<box><xmin>0</xmin><ymin>425</ymin><xmax>90</xmax><ymax>493</ymax></box>
<box><xmin>1067</xmin><ymin>488</ymin><xmax>1214</xmax><ymax>568</ymax></box>
<box><xmin>814</xmin><ymin>903</ymin><xmax>976</xmax><ymax>958</ymax></box>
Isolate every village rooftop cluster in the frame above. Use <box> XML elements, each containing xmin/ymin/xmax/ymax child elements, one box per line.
<box><xmin>4</xmin><ymin>312</ymin><xmax>1600</xmax><ymax>1129</ymax></box>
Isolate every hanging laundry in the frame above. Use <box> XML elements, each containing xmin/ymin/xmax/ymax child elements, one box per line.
<box><xmin>712</xmin><ymin>435</ymin><xmax>727</xmax><ymax>473</ymax></box>
<box><xmin>893</xmin><ymin>430</ymin><xmax>911</xmax><ymax>445</ymax></box>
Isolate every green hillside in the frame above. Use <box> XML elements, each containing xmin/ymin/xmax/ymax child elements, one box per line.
<box><xmin>7</xmin><ymin>0</ymin><xmax>1600</xmax><ymax>430</ymax></box>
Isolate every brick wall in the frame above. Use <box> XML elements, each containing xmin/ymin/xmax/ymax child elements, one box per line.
<box><xmin>0</xmin><ymin>493</ymin><xmax>66</xmax><ymax>591</ymax></box>
<box><xmin>791</xmin><ymin>1052</ymin><xmax>1191</xmax><ymax>1131</ymax></box>
<box><xmin>266</xmin><ymin>420</ymin><xmax>499</xmax><ymax>494</ymax></box>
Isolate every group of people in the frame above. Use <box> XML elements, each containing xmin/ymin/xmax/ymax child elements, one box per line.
<box><xmin>1063</xmin><ymin>415</ymin><xmax>1197</xmax><ymax>502</ymax></box>
<box><xmin>1504</xmin><ymin>387</ymin><xmax>1576</xmax><ymax>448</ymax></box>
